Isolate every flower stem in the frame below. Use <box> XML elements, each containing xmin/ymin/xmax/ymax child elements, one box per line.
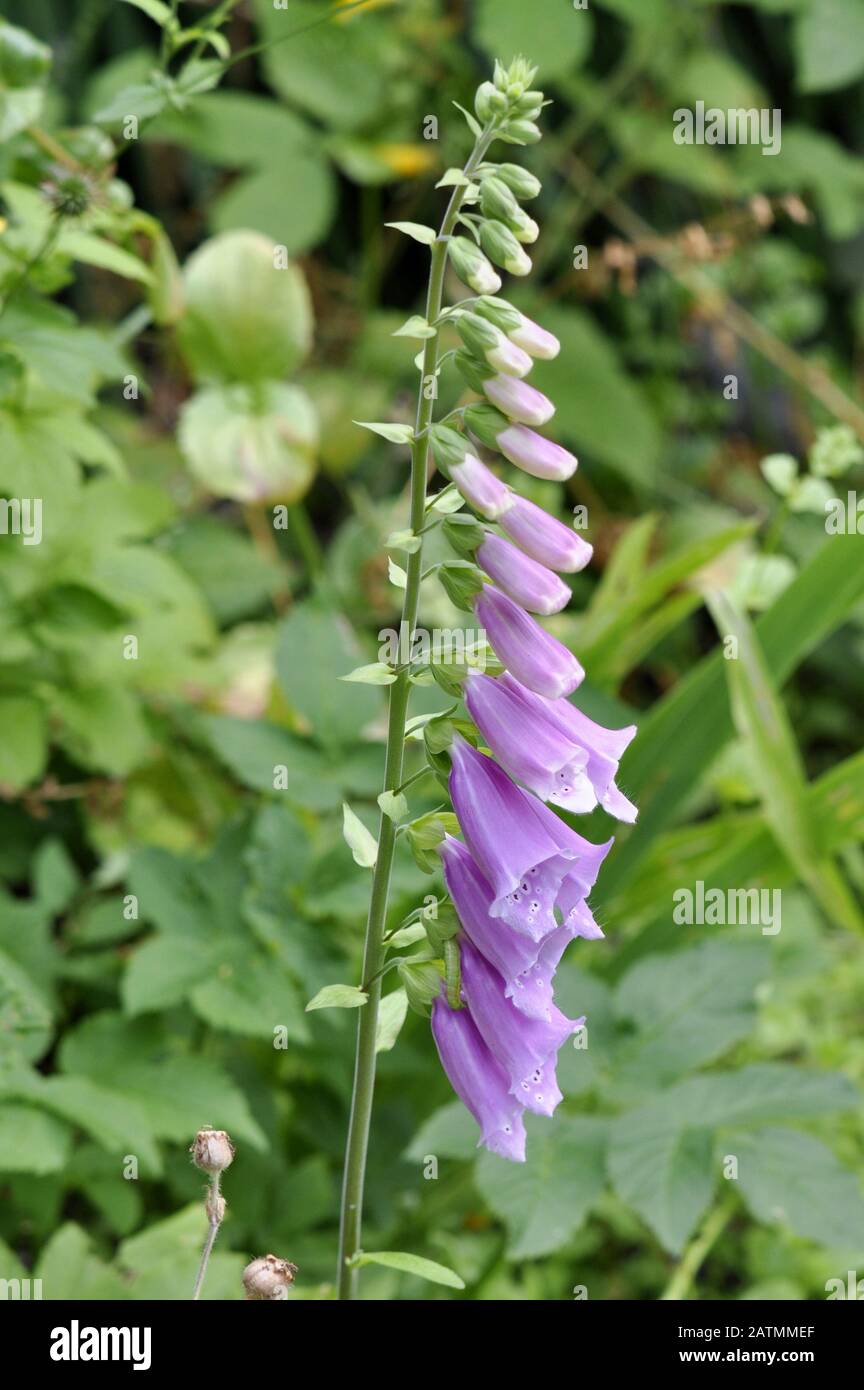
<box><xmin>192</xmin><ymin>1174</ymin><xmax>223</xmax><ymax>1301</ymax></box>
<box><xmin>335</xmin><ymin>126</ymin><xmax>493</xmax><ymax>1300</ymax></box>
<box><xmin>660</xmin><ymin>1193</ymin><xmax>736</xmax><ymax>1301</ymax></box>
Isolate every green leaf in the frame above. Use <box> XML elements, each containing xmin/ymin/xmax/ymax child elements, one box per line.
<box><xmin>404</xmin><ymin>1101</ymin><xmax>481</xmax><ymax>1161</ymax></box>
<box><xmin>0</xmin><ymin>1103</ymin><xmax>71</xmax><ymax>1174</ymax></box>
<box><xmin>377</xmin><ymin>788</ymin><xmax>407</xmax><ymax>822</ymax></box>
<box><xmin>600</xmin><ymin>532</ymin><xmax>864</xmax><ymax>900</ymax></box>
<box><xmin>253</xmin><ymin>0</ymin><xmax>387</xmax><ymax>132</ymax></box>
<box><xmin>121</xmin><ymin>0</ymin><xmax>174</xmax><ymax>24</ymax></box>
<box><xmin>384</xmin><ymin>221</ymin><xmax>437</xmax><ymax>246</ymax></box>
<box><xmin>35</xmin><ymin>1223</ymin><xmax>128</xmax><ymax>1300</ymax></box>
<box><xmin>33</xmin><ymin>839</ymin><xmax>80</xmax><ymax>916</ymax></box>
<box><xmin>393</xmin><ymin>315</ymin><xmax>436</xmax><ymax>339</ymax></box>
<box><xmin>305</xmin><ymin>983</ymin><xmax>367</xmax><ymax>1012</ymax></box>
<box><xmin>795</xmin><ymin>0</ymin><xmax>864</xmax><ymax>93</ymax></box>
<box><xmin>388</xmin><ymin>556</ymin><xmax>407</xmax><ymax>589</ymax></box>
<box><xmin>375</xmin><ymin>988</ymin><xmax>408</xmax><ymax>1052</ymax></box>
<box><xmin>122</xmin><ymin>937</ymin><xmax>218</xmax><ymax>1015</ymax></box>
<box><xmin>730</xmin><ymin>1128</ymin><xmax>864</xmax><ymax>1248</ymax></box>
<box><xmin>0</xmin><ymin>696</ymin><xmax>46</xmax><ymax>791</ymax></box>
<box><xmin>708</xmin><ymin>591</ymin><xmax>863</xmax><ymax>932</ymax></box>
<box><xmin>354</xmin><ymin>419</ymin><xmax>414</xmax><ymax>443</ymax></box>
<box><xmin>341</xmin><ymin>802</ymin><xmax>378</xmax><ymax>868</ymax></box>
<box><xmin>356</xmin><ymin>1250</ymin><xmax>465</xmax><ymax>1290</ymax></box>
<box><xmin>339</xmin><ymin>662</ymin><xmax>396</xmax><ymax>685</ymax></box>
<box><xmin>275</xmin><ymin>600</ymin><xmax>379</xmax><ymax>747</ymax></box>
<box><xmin>612</xmin><ymin>940</ymin><xmax>769</xmax><ymax>1088</ymax></box>
<box><xmin>609</xmin><ymin>1114</ymin><xmax>715</xmax><ymax>1254</ymax></box>
<box><xmin>527</xmin><ymin>307</ymin><xmax>660</xmax><ymax>483</ymax></box>
<box><xmin>475</xmin><ymin>1116</ymin><xmax>607</xmax><ymax>1259</ymax></box>
<box><xmin>386</xmin><ymin>527</ymin><xmax>422</xmax><ymax>553</ymax></box>
<box><xmin>760</xmin><ymin>452</ymin><xmax>798</xmax><ymax>496</ymax></box>
<box><xmin>474</xmin><ymin>0</ymin><xmax>593</xmax><ymax>79</ymax></box>
<box><xmin>118</xmin><ymin>1203</ymin><xmax>246</xmax><ymax>1300</ymax></box>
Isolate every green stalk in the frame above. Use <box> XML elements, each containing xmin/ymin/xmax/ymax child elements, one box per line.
<box><xmin>660</xmin><ymin>1194</ymin><xmax>736</xmax><ymax>1301</ymax></box>
<box><xmin>335</xmin><ymin>126</ymin><xmax>493</xmax><ymax>1300</ymax></box>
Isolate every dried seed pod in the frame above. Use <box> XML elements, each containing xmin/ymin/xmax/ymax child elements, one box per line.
<box><xmin>190</xmin><ymin>1127</ymin><xmax>235</xmax><ymax>1174</ymax></box>
<box><xmin>243</xmin><ymin>1254</ymin><xmax>298</xmax><ymax>1301</ymax></box>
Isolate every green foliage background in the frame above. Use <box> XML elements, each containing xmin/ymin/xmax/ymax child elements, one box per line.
<box><xmin>0</xmin><ymin>0</ymin><xmax>863</xmax><ymax>1300</ymax></box>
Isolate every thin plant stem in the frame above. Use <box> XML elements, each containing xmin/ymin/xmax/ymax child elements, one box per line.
<box><xmin>335</xmin><ymin>123</ymin><xmax>494</xmax><ymax>1301</ymax></box>
<box><xmin>660</xmin><ymin>1194</ymin><xmax>736</xmax><ymax>1301</ymax></box>
<box><xmin>192</xmin><ymin>1173</ymin><xmax>223</xmax><ymax>1301</ymax></box>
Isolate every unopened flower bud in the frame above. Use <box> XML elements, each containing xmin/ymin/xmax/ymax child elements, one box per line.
<box><xmin>191</xmin><ymin>1127</ymin><xmax>235</xmax><ymax>1174</ymax></box>
<box><xmin>500</xmin><ymin>119</ymin><xmax>542</xmax><ymax>145</ymax></box>
<box><xmin>474</xmin><ymin>81</ymin><xmax>496</xmax><ymax>123</ymax></box>
<box><xmin>479</xmin><ymin>221</ymin><xmax>532</xmax><ymax>277</ymax></box>
<box><xmin>243</xmin><ymin>1253</ymin><xmax>298</xmax><ymax>1301</ymax></box>
<box><xmin>457</xmin><ymin>312</ymin><xmax>531</xmax><ymax>378</ymax></box>
<box><xmin>511</xmin><ymin>209</ymin><xmax>539</xmax><ymax>244</ymax></box>
<box><xmin>493</xmin><ymin>163</ymin><xmax>542</xmax><ymax>200</ymax></box>
<box><xmin>479</xmin><ymin>175</ymin><xmax>521</xmax><ymax>225</ymax></box>
<box><xmin>448</xmin><ymin>235</ymin><xmax>502</xmax><ymax>294</ymax></box>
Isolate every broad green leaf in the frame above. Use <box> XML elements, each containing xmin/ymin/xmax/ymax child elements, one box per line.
<box><xmin>253</xmin><ymin>0</ymin><xmax>387</xmax><ymax>132</ymax></box>
<box><xmin>306</xmin><ymin>982</ymin><xmax>367</xmax><ymax>1012</ymax></box>
<box><xmin>731</xmin><ymin>1127</ymin><xmax>864</xmax><ymax>1248</ymax></box>
<box><xmin>404</xmin><ymin>1101</ymin><xmax>481</xmax><ymax>1161</ymax></box>
<box><xmin>0</xmin><ymin>696</ymin><xmax>46</xmax><ymax>791</ymax></box>
<box><xmin>0</xmin><ymin>1073</ymin><xmax>161</xmax><ymax>1174</ymax></box>
<box><xmin>795</xmin><ymin>0</ymin><xmax>864</xmax><ymax>93</ymax></box>
<box><xmin>0</xmin><ymin>1102</ymin><xmax>71</xmax><ymax>1175</ymax></box>
<box><xmin>118</xmin><ymin>1203</ymin><xmax>246</xmax><ymax>1300</ymax></box>
<box><xmin>356</xmin><ymin>1250</ymin><xmax>465</xmax><ymax>1290</ymax></box>
<box><xmin>35</xmin><ymin>1223</ymin><xmax>128</xmax><ymax>1300</ymax></box>
<box><xmin>275</xmin><ymin>601</ymin><xmax>379</xmax><ymax>747</ymax></box>
<box><xmin>342</xmin><ymin>802</ymin><xmax>378</xmax><ymax>868</ymax></box>
<box><xmin>612</xmin><ymin>940</ymin><xmax>769</xmax><ymax>1088</ymax></box>
<box><xmin>708</xmin><ymin>590</ymin><xmax>863</xmax><ymax>933</ymax></box>
<box><xmin>474</xmin><ymin>0</ymin><xmax>593</xmax><ymax>79</ymax></box>
<box><xmin>475</xmin><ymin>1115</ymin><xmax>606</xmax><ymax>1259</ymax></box>
<box><xmin>609</xmin><ymin>1116</ymin><xmax>715</xmax><ymax>1254</ymax></box>
<box><xmin>122</xmin><ymin>936</ymin><xmax>218</xmax><ymax>1015</ymax></box>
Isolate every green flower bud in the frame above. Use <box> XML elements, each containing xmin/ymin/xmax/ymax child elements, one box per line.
<box><xmin>479</xmin><ymin>174</ymin><xmax>521</xmax><ymax>224</ymax></box>
<box><xmin>453</xmin><ymin>350</ymin><xmax>491</xmax><ymax>393</ymax></box>
<box><xmin>406</xmin><ymin>811</ymin><xmax>460</xmax><ymax>874</ymax></box>
<box><xmin>464</xmin><ymin>401</ymin><xmax>509</xmax><ymax>448</ymax></box>
<box><xmin>492</xmin><ymin>163</ymin><xmax>542</xmax><ymax>200</ymax></box>
<box><xmin>442</xmin><ymin>513</ymin><xmax>487</xmax><ymax>556</ymax></box>
<box><xmin>500</xmin><ymin>119</ymin><xmax>542</xmax><ymax>145</ymax></box>
<box><xmin>511</xmin><ymin>208</ymin><xmax>540</xmax><ymax>244</ymax></box>
<box><xmin>479</xmin><ymin>220</ymin><xmax>532</xmax><ymax>276</ymax></box>
<box><xmin>456</xmin><ymin>310</ymin><xmax>499</xmax><ymax>357</ymax></box>
<box><xmin>398</xmin><ymin>959</ymin><xmax>444</xmax><ymax>1016</ymax></box>
<box><xmin>474</xmin><ymin>80</ymin><xmax>496</xmax><ymax>123</ymax></box>
<box><xmin>430</xmin><ymin>422</ymin><xmax>472</xmax><ymax>471</ymax></box>
<box><xmin>439</xmin><ymin>561</ymin><xmax>485</xmax><ymax>612</ymax></box>
<box><xmin>474</xmin><ymin>296</ymin><xmax>523</xmax><ymax>334</ymax></box>
<box><xmin>447</xmin><ymin>234</ymin><xmax>502</xmax><ymax>294</ymax></box>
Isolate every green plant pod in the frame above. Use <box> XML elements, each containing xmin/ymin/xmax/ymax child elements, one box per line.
<box><xmin>177</xmin><ymin>230</ymin><xmax>313</xmax><ymax>384</ymax></box>
<box><xmin>178</xmin><ymin>381</ymin><xmax>318</xmax><ymax>503</ymax></box>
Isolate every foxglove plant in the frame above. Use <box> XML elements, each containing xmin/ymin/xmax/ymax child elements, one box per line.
<box><xmin>336</xmin><ymin>58</ymin><xmax>637</xmax><ymax>1299</ymax></box>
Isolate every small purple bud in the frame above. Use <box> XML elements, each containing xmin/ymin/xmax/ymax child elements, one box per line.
<box><xmin>477</xmin><ymin>532</ymin><xmax>571</xmax><ymax>615</ymax></box>
<box><xmin>474</xmin><ymin>584</ymin><xmax>584</xmax><ymax>698</ymax></box>
<box><xmin>431</xmin><ymin>993</ymin><xmax>527</xmax><ymax>1161</ymax></box>
<box><xmin>497</xmin><ymin>424</ymin><xmax>577</xmax><ymax>481</ymax></box>
<box><xmin>483</xmin><ymin>374</ymin><xmax>555</xmax><ymax>427</ymax></box>
<box><xmin>500</xmin><ymin>495</ymin><xmax>592</xmax><ymax>573</ymax></box>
